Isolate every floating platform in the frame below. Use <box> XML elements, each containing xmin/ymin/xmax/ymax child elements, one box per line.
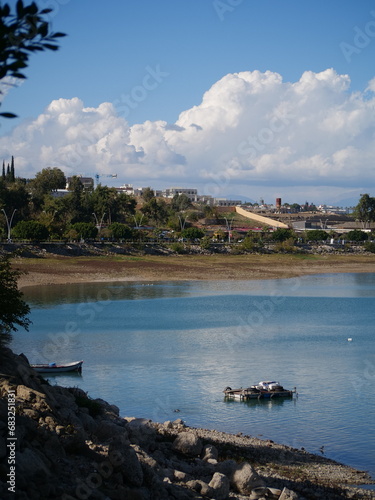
<box><xmin>223</xmin><ymin>381</ymin><xmax>296</xmax><ymax>401</ymax></box>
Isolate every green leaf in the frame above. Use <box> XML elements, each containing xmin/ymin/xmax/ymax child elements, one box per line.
<box><xmin>0</xmin><ymin>112</ymin><xmax>17</xmax><ymax>118</ymax></box>
<box><xmin>16</xmin><ymin>0</ymin><xmax>24</xmax><ymax>18</ymax></box>
<box><xmin>38</xmin><ymin>22</ymin><xmax>48</xmax><ymax>37</ymax></box>
<box><xmin>42</xmin><ymin>43</ymin><xmax>59</xmax><ymax>51</ymax></box>
<box><xmin>24</xmin><ymin>2</ymin><xmax>38</xmax><ymax>15</ymax></box>
<box><xmin>2</xmin><ymin>5</ymin><xmax>10</xmax><ymax>17</ymax></box>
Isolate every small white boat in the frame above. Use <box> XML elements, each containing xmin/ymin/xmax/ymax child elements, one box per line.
<box><xmin>31</xmin><ymin>360</ymin><xmax>83</xmax><ymax>374</ymax></box>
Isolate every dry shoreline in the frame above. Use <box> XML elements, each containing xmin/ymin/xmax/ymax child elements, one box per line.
<box><xmin>14</xmin><ymin>253</ymin><xmax>375</xmax><ymax>289</ymax></box>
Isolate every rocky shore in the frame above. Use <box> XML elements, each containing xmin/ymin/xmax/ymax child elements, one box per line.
<box><xmin>0</xmin><ymin>348</ymin><xmax>374</xmax><ymax>500</ymax></box>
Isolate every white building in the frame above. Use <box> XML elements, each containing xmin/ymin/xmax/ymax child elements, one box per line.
<box><xmin>214</xmin><ymin>198</ymin><xmax>242</xmax><ymax>207</ymax></box>
<box><xmin>163</xmin><ymin>187</ymin><xmax>198</xmax><ymax>201</ymax></box>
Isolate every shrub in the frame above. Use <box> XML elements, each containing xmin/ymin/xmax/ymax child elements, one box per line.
<box><xmin>180</xmin><ymin>227</ymin><xmax>205</xmax><ymax>241</ymax></box>
<box><xmin>364</xmin><ymin>242</ymin><xmax>375</xmax><ymax>253</ymax></box>
<box><xmin>109</xmin><ymin>222</ymin><xmax>133</xmax><ymax>240</ymax></box>
<box><xmin>200</xmin><ymin>236</ymin><xmax>211</xmax><ymax>250</ymax></box>
<box><xmin>13</xmin><ymin>220</ymin><xmax>49</xmax><ymax>241</ymax></box>
<box><xmin>306</xmin><ymin>229</ymin><xmax>329</xmax><ymax>241</ymax></box>
<box><xmin>70</xmin><ymin>222</ymin><xmax>98</xmax><ymax>240</ymax></box>
<box><xmin>346</xmin><ymin>230</ymin><xmax>368</xmax><ymax>242</ymax></box>
<box><xmin>240</xmin><ymin>236</ymin><xmax>256</xmax><ymax>252</ymax></box>
<box><xmin>271</xmin><ymin>228</ymin><xmax>296</xmax><ymax>242</ymax></box>
<box><xmin>170</xmin><ymin>242</ymin><xmax>186</xmax><ymax>254</ymax></box>
<box><xmin>274</xmin><ymin>238</ymin><xmax>298</xmax><ymax>253</ymax></box>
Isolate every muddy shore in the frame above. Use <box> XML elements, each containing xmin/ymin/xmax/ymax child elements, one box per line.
<box><xmin>14</xmin><ymin>252</ymin><xmax>375</xmax><ymax>289</ymax></box>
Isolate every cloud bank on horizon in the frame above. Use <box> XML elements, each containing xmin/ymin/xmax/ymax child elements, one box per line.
<box><xmin>1</xmin><ymin>68</ymin><xmax>374</xmax><ymax>205</ymax></box>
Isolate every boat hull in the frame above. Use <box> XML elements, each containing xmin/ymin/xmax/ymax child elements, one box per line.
<box><xmin>31</xmin><ymin>361</ymin><xmax>83</xmax><ymax>374</ymax></box>
<box><xmin>223</xmin><ymin>388</ymin><xmax>294</xmax><ymax>400</ymax></box>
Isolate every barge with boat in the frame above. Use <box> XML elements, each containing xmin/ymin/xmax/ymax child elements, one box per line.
<box><xmin>223</xmin><ymin>381</ymin><xmax>296</xmax><ymax>400</ymax></box>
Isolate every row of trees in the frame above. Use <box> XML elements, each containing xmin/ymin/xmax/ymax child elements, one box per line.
<box><xmin>1</xmin><ymin>163</ymin><xmax>375</xmax><ymax>242</ymax></box>
<box><xmin>0</xmin><ymin>165</ymin><xmax>224</xmax><ymax>241</ymax></box>
<box><xmin>0</xmin><ymin>166</ymin><xmax>139</xmax><ymax>239</ymax></box>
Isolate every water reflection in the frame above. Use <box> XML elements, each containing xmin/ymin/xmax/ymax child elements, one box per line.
<box><xmin>23</xmin><ymin>273</ymin><xmax>375</xmax><ymax>309</ymax></box>
<box><xmin>23</xmin><ymin>281</ymin><xmax>197</xmax><ymax>307</ymax></box>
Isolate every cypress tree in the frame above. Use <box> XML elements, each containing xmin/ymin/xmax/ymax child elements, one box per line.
<box><xmin>1</xmin><ymin>161</ymin><xmax>5</xmax><ymax>180</ymax></box>
<box><xmin>10</xmin><ymin>156</ymin><xmax>15</xmax><ymax>182</ymax></box>
<box><xmin>6</xmin><ymin>163</ymin><xmax>10</xmax><ymax>181</ymax></box>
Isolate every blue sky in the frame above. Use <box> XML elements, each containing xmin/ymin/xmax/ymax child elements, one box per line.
<box><xmin>1</xmin><ymin>0</ymin><xmax>375</xmax><ymax>204</ymax></box>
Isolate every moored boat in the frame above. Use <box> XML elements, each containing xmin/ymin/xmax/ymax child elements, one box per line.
<box><xmin>31</xmin><ymin>360</ymin><xmax>83</xmax><ymax>374</ymax></box>
<box><xmin>223</xmin><ymin>381</ymin><xmax>295</xmax><ymax>400</ymax></box>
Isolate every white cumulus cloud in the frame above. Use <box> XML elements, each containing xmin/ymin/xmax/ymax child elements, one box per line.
<box><xmin>1</xmin><ymin>68</ymin><xmax>375</xmax><ymax>204</ymax></box>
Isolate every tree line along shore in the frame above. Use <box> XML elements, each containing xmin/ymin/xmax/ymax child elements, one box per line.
<box><xmin>2</xmin><ymin>164</ymin><xmax>375</xmax><ymax>249</ymax></box>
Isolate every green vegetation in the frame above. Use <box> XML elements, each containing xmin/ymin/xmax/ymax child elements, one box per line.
<box><xmin>73</xmin><ymin>393</ymin><xmax>102</xmax><ymax>417</ymax></box>
<box><xmin>0</xmin><ymin>255</ymin><xmax>30</xmax><ymax>345</ymax></box>
<box><xmin>108</xmin><ymin>222</ymin><xmax>133</xmax><ymax>240</ymax></box>
<box><xmin>0</xmin><ymin>158</ymin><xmax>374</xmax><ymax>258</ymax></box>
<box><xmin>304</xmin><ymin>229</ymin><xmax>329</xmax><ymax>241</ymax></box>
<box><xmin>0</xmin><ymin>1</ymin><xmax>65</xmax><ymax>118</ymax></box>
<box><xmin>271</xmin><ymin>228</ymin><xmax>296</xmax><ymax>242</ymax></box>
<box><xmin>364</xmin><ymin>241</ymin><xmax>375</xmax><ymax>253</ymax></box>
<box><xmin>180</xmin><ymin>227</ymin><xmax>205</xmax><ymax>241</ymax></box>
<box><xmin>274</xmin><ymin>238</ymin><xmax>299</xmax><ymax>253</ymax></box>
<box><xmin>13</xmin><ymin>220</ymin><xmax>49</xmax><ymax>241</ymax></box>
<box><xmin>170</xmin><ymin>242</ymin><xmax>186</xmax><ymax>254</ymax></box>
<box><xmin>353</xmin><ymin>194</ymin><xmax>375</xmax><ymax>227</ymax></box>
<box><xmin>345</xmin><ymin>229</ymin><xmax>368</xmax><ymax>242</ymax></box>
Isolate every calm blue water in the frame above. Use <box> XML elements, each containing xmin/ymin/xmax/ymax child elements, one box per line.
<box><xmin>12</xmin><ymin>273</ymin><xmax>375</xmax><ymax>479</ymax></box>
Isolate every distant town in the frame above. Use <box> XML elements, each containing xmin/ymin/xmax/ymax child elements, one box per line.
<box><xmin>1</xmin><ymin>162</ymin><xmax>375</xmax><ymax>243</ymax></box>
<box><xmin>58</xmin><ymin>175</ymin><xmax>353</xmax><ymax>214</ymax></box>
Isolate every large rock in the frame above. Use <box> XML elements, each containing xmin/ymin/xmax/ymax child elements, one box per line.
<box><xmin>202</xmin><ymin>444</ymin><xmax>218</xmax><ymax>462</ymax></box>
<box><xmin>121</xmin><ymin>447</ymin><xmax>144</xmax><ymax>487</ymax></box>
<box><xmin>95</xmin><ymin>420</ymin><xmax>128</xmax><ymax>442</ymax></box>
<box><xmin>108</xmin><ymin>438</ymin><xmax>144</xmax><ymax>487</ymax></box>
<box><xmin>186</xmin><ymin>479</ymin><xmax>212</xmax><ymax>496</ymax></box>
<box><xmin>16</xmin><ymin>385</ymin><xmax>46</xmax><ymax>403</ymax></box>
<box><xmin>231</xmin><ymin>462</ymin><xmax>265</xmax><ymax>495</ymax></box>
<box><xmin>172</xmin><ymin>432</ymin><xmax>203</xmax><ymax>456</ymax></box>
<box><xmin>216</xmin><ymin>459</ymin><xmax>236</xmax><ymax>477</ymax></box>
<box><xmin>16</xmin><ymin>448</ymin><xmax>51</xmax><ymax>486</ymax></box>
<box><xmin>279</xmin><ymin>487</ymin><xmax>300</xmax><ymax>500</ymax></box>
<box><xmin>208</xmin><ymin>472</ymin><xmax>230</xmax><ymax>500</ymax></box>
<box><xmin>126</xmin><ymin>418</ymin><xmax>157</xmax><ymax>449</ymax></box>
